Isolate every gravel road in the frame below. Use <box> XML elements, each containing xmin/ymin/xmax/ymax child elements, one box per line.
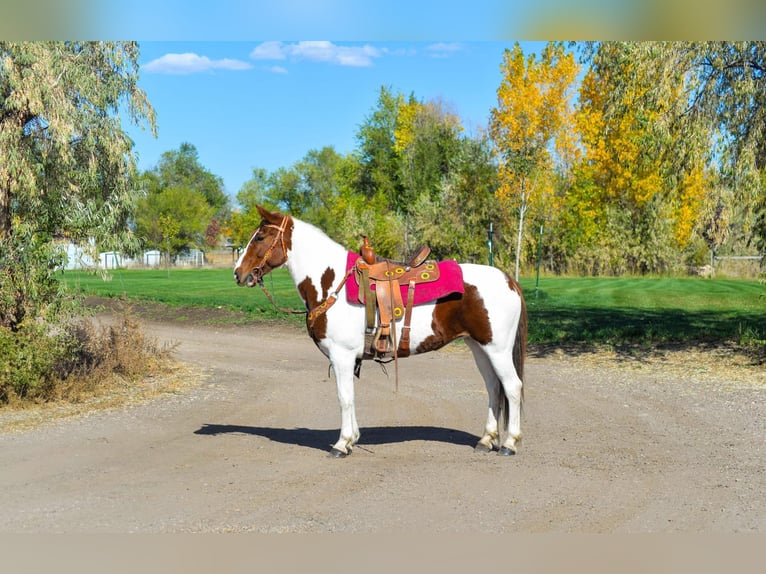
<box><xmin>1</xmin><ymin>312</ymin><xmax>764</xmax><ymax>533</ymax></box>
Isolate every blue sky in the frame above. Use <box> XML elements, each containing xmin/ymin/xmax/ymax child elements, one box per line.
<box><xmin>126</xmin><ymin>41</ymin><xmax>546</xmax><ymax>201</ymax></box>
<box><xmin>104</xmin><ymin>1</ymin><xmax>764</xmax><ymax>203</ymax></box>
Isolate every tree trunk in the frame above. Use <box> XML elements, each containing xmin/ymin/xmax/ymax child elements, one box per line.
<box><xmin>0</xmin><ymin>185</ymin><xmax>11</xmax><ymax>241</ymax></box>
<box><xmin>514</xmin><ymin>178</ymin><xmax>527</xmax><ymax>281</ymax></box>
<box><xmin>515</xmin><ymin>202</ymin><xmax>526</xmax><ymax>281</ymax></box>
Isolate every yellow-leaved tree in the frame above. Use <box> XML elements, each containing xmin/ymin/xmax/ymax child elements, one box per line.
<box><xmin>489</xmin><ymin>42</ymin><xmax>579</xmax><ymax>279</ymax></box>
<box><xmin>571</xmin><ymin>42</ymin><xmax>711</xmax><ymax>273</ymax></box>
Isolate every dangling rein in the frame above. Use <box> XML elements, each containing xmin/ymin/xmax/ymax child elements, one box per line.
<box><xmin>258</xmin><ymin>278</ymin><xmax>307</xmax><ymax>315</ymax></box>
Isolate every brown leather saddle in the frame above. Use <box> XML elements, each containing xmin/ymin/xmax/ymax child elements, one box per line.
<box><xmin>354</xmin><ymin>236</ymin><xmax>439</xmax><ymax>360</ymax></box>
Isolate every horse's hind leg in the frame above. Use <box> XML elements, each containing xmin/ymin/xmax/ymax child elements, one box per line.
<box><xmin>467</xmin><ymin>339</ymin><xmax>523</xmax><ymax>455</ymax></box>
<box><xmin>466</xmin><ymin>339</ymin><xmax>501</xmax><ymax>452</ymax></box>
<box><xmin>490</xmin><ymin>346</ymin><xmax>523</xmax><ymax>455</ymax></box>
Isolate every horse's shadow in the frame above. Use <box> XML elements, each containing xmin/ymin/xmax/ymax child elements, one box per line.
<box><xmin>194</xmin><ymin>424</ymin><xmax>479</xmax><ymax>453</ymax></box>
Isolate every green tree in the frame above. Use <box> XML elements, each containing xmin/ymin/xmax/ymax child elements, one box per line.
<box><xmin>158</xmin><ymin>214</ymin><xmax>180</xmax><ymax>275</ymax></box>
<box><xmin>236</xmin><ymin>167</ymin><xmax>273</xmax><ymax>212</ymax></box>
<box><xmin>148</xmin><ymin>142</ymin><xmax>229</xmax><ymax>215</ymax></box>
<box><xmin>135</xmin><ymin>185</ymin><xmax>214</xmax><ymax>257</ymax></box>
<box><xmin>354</xmin><ymin>87</ymin><xmax>472</xmax><ymax>258</ymax></box>
<box><xmin>224</xmin><ymin>169</ymin><xmax>264</xmax><ymax>250</ymax></box>
<box><xmin>0</xmin><ymin>41</ymin><xmax>154</xmax><ymax>330</ymax></box>
<box><xmin>233</xmin><ymin>148</ymin><xmax>361</xmax><ymax>251</ymax></box>
<box><xmin>411</xmin><ymin>132</ymin><xmax>500</xmax><ymax>263</ymax></box>
<box><xmin>135</xmin><ymin>143</ymin><xmax>227</xmax><ymax>253</ymax></box>
<box><xmin>395</xmin><ymin>99</ymin><xmax>465</xmax><ymax>254</ymax></box>
<box><xmin>355</xmin><ymin>86</ymin><xmax>404</xmax><ymax>212</ymax></box>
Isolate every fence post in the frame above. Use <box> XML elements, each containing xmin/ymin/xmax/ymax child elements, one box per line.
<box><xmin>487</xmin><ymin>222</ymin><xmax>494</xmax><ymax>267</ymax></box>
<box><xmin>535</xmin><ymin>223</ymin><xmax>543</xmax><ymax>297</ymax></box>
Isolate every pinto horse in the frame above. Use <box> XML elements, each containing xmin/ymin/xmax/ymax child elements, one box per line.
<box><xmin>234</xmin><ymin>206</ymin><xmax>527</xmax><ymax>458</ymax></box>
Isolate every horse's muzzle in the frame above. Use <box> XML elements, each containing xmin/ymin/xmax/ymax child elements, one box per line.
<box><xmin>234</xmin><ymin>268</ymin><xmax>261</xmax><ymax>288</ymax></box>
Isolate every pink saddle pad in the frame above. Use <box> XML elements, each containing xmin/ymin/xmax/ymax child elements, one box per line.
<box><xmin>343</xmin><ymin>250</ymin><xmax>464</xmax><ymax>305</ymax></box>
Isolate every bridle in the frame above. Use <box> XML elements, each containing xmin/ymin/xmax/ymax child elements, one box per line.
<box><xmin>244</xmin><ymin>216</ymin><xmax>291</xmax><ymax>286</ymax></box>
<box><xmin>240</xmin><ymin>216</ymin><xmax>306</xmax><ymax>315</ymax></box>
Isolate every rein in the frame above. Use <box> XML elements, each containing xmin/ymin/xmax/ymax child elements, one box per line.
<box><xmin>259</xmin><ymin>277</ymin><xmax>306</xmax><ymax>315</ymax></box>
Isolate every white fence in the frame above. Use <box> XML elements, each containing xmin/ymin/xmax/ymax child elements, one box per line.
<box><xmin>143</xmin><ymin>250</ymin><xmax>161</xmax><ymax>267</ymax></box>
<box><xmin>174</xmin><ymin>249</ymin><xmax>205</xmax><ymax>267</ymax></box>
<box><xmin>60</xmin><ymin>243</ymin><xmax>204</xmax><ymax>270</ymax></box>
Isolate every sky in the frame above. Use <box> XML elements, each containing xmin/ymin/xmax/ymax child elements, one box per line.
<box><xmin>6</xmin><ymin>0</ymin><xmax>763</xmax><ymax>203</ymax></box>
<box><xmin>126</xmin><ymin>40</ymin><xmax>545</xmax><ymax>201</ymax></box>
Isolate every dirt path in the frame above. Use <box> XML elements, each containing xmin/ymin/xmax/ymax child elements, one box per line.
<box><xmin>0</xmin><ymin>315</ymin><xmax>764</xmax><ymax>533</ymax></box>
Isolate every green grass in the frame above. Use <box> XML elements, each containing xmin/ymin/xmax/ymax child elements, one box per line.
<box><xmin>520</xmin><ymin>276</ymin><xmax>766</xmax><ymax>348</ymax></box>
<box><xmin>63</xmin><ymin>267</ymin><xmax>305</xmax><ymax>321</ymax></box>
<box><xmin>63</xmin><ymin>268</ymin><xmax>766</xmax><ymax>349</ymax></box>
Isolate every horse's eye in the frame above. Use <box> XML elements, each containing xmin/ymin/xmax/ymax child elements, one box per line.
<box><xmin>255</xmin><ymin>235</ymin><xmax>265</xmax><ymax>242</ymax></box>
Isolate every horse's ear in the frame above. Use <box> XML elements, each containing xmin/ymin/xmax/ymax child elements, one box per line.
<box><xmin>256</xmin><ymin>205</ymin><xmax>282</xmax><ymax>224</ymax></box>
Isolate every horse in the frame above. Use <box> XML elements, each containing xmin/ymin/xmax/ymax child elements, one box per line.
<box><xmin>234</xmin><ymin>205</ymin><xmax>527</xmax><ymax>458</ymax></box>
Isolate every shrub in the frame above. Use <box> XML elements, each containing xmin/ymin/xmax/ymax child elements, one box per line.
<box><xmin>0</xmin><ymin>312</ymin><xmax>173</xmax><ymax>406</ymax></box>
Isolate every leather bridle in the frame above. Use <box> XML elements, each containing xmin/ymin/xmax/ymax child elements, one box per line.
<box><xmin>244</xmin><ymin>216</ymin><xmax>291</xmax><ymax>286</ymax></box>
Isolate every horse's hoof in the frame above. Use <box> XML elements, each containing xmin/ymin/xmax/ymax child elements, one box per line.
<box><xmin>329</xmin><ymin>447</ymin><xmax>348</xmax><ymax>458</ymax></box>
<box><xmin>498</xmin><ymin>446</ymin><xmax>516</xmax><ymax>456</ymax></box>
<box><xmin>474</xmin><ymin>443</ymin><xmax>494</xmax><ymax>453</ymax></box>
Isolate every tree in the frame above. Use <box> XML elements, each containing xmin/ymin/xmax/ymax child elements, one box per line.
<box><xmin>581</xmin><ymin>41</ymin><xmax>766</xmax><ymax>266</ymax></box>
<box><xmin>412</xmin><ymin>132</ymin><xmax>500</xmax><ymax>263</ymax></box>
<box><xmin>568</xmin><ymin>53</ymin><xmax>694</xmax><ymax>274</ymax></box>
<box><xmin>236</xmin><ymin>167</ymin><xmax>272</xmax><ymax>212</ymax></box>
<box><xmin>135</xmin><ymin>185</ymin><xmax>214</xmax><ymax>257</ymax></box>
<box><xmin>395</xmin><ymin>98</ymin><xmax>464</xmax><ymax>254</ymax></box>
<box><xmin>489</xmin><ymin>42</ymin><xmax>579</xmax><ymax>279</ymax></box>
<box><xmin>135</xmin><ymin>143</ymin><xmax>228</xmax><ymax>254</ymax></box>
<box><xmin>148</xmin><ymin>142</ymin><xmax>229</xmax><ymax>215</ymax></box>
<box><xmin>158</xmin><ymin>214</ymin><xmax>180</xmax><ymax>275</ymax></box>
<box><xmin>354</xmin><ymin>87</ymin><xmax>472</xmax><ymax>258</ymax></box>
<box><xmin>355</xmin><ymin>86</ymin><xmax>404</xmax><ymax>211</ymax></box>
<box><xmin>0</xmin><ymin>41</ymin><xmax>154</xmax><ymax>330</ymax></box>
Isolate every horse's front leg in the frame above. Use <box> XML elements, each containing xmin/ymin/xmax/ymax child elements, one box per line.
<box><xmin>328</xmin><ymin>349</ymin><xmax>360</xmax><ymax>458</ymax></box>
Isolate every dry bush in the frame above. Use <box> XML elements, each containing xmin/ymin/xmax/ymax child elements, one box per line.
<box><xmin>0</xmin><ymin>311</ymin><xmax>176</xmax><ymax>406</ymax></box>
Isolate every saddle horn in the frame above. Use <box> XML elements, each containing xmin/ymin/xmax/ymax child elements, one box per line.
<box><xmin>361</xmin><ymin>235</ymin><xmax>375</xmax><ymax>265</ymax></box>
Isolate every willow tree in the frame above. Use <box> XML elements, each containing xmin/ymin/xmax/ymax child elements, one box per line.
<box><xmin>581</xmin><ymin>41</ymin><xmax>766</xmax><ymax>265</ymax></box>
<box><xmin>489</xmin><ymin>42</ymin><xmax>579</xmax><ymax>279</ymax></box>
<box><xmin>0</xmin><ymin>42</ymin><xmax>155</xmax><ymax>330</ymax></box>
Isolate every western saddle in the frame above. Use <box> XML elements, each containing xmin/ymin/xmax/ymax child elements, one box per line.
<box><xmin>354</xmin><ymin>236</ymin><xmax>439</xmax><ymax>361</ymax></box>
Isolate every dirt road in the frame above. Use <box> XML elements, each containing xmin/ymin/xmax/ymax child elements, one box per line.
<box><xmin>0</xmin><ymin>313</ymin><xmax>764</xmax><ymax>533</ymax></box>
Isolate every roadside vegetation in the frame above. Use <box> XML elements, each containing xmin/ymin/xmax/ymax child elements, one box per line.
<box><xmin>0</xmin><ymin>309</ymin><xmax>175</xmax><ymax>406</ymax></box>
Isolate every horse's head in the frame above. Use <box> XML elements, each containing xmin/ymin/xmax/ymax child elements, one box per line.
<box><xmin>234</xmin><ymin>205</ymin><xmax>293</xmax><ymax>287</ymax></box>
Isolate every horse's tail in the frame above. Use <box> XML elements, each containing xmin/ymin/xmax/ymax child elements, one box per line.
<box><xmin>509</xmin><ymin>276</ymin><xmax>527</xmax><ymax>408</ymax></box>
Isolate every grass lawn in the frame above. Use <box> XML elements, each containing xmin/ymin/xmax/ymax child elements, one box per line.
<box><xmin>63</xmin><ymin>268</ymin><xmax>766</xmax><ymax>349</ymax></box>
<box><xmin>524</xmin><ymin>276</ymin><xmax>765</xmax><ymax>347</ymax></box>
<box><xmin>64</xmin><ymin>267</ymin><xmax>303</xmax><ymax>319</ymax></box>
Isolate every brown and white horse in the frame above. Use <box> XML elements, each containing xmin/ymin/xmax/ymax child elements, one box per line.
<box><xmin>234</xmin><ymin>206</ymin><xmax>527</xmax><ymax>458</ymax></box>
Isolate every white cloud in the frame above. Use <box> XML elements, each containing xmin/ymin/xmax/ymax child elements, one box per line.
<box><xmin>143</xmin><ymin>53</ymin><xmax>252</xmax><ymax>74</ymax></box>
<box><xmin>268</xmin><ymin>66</ymin><xmax>288</xmax><ymax>74</ymax></box>
<box><xmin>250</xmin><ymin>41</ymin><xmax>287</xmax><ymax>61</ymax></box>
<box><xmin>426</xmin><ymin>43</ymin><xmax>464</xmax><ymax>58</ymax></box>
<box><xmin>250</xmin><ymin>41</ymin><xmax>381</xmax><ymax>67</ymax></box>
